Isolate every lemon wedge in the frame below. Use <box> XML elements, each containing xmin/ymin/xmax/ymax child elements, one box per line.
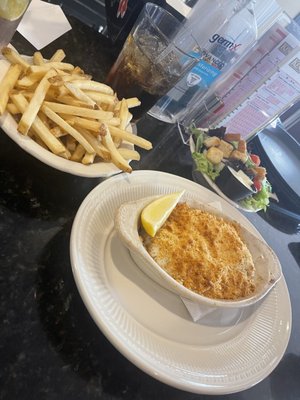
<box><xmin>141</xmin><ymin>191</ymin><xmax>185</xmax><ymax>237</ymax></box>
<box><xmin>0</xmin><ymin>0</ymin><xmax>30</xmax><ymax>21</ymax></box>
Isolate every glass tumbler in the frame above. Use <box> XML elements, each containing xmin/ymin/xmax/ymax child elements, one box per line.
<box><xmin>0</xmin><ymin>0</ymin><xmax>31</xmax><ymax>50</ymax></box>
<box><xmin>106</xmin><ymin>2</ymin><xmax>199</xmax><ymax>121</ymax></box>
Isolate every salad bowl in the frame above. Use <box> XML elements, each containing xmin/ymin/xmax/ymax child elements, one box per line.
<box><xmin>189</xmin><ymin>127</ymin><xmax>272</xmax><ymax>212</ymax></box>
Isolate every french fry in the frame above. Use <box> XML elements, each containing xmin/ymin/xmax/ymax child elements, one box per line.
<box><xmin>64</xmin><ymin>82</ymin><xmax>98</xmax><ymax>108</ymax></box>
<box><xmin>114</xmin><ymin>98</ymin><xmax>128</xmax><ymax>147</ymax></box>
<box><xmin>1</xmin><ymin>47</ymin><xmax>30</xmax><ymax>70</ymax></box>
<box><xmin>43</xmin><ymin>87</ymin><xmax>60</xmax><ymax>101</ymax></box>
<box><xmin>57</xmin><ymin>86</ymin><xmax>69</xmax><ymax>98</ymax></box>
<box><xmin>0</xmin><ymin>64</ymin><xmax>23</xmax><ymax>114</ymax></box>
<box><xmin>17</xmin><ymin>71</ymin><xmax>47</xmax><ymax>88</ymax></box>
<box><xmin>68</xmin><ymin>116</ymin><xmax>101</xmax><ymax>132</ymax></box>
<box><xmin>33</xmin><ymin>52</ymin><xmax>45</xmax><ymax>65</ymax></box>
<box><xmin>70</xmin><ymin>80</ymin><xmax>114</xmax><ymax>95</ymax></box>
<box><xmin>108</xmin><ymin>125</ymin><xmax>152</xmax><ymax>150</ymax></box>
<box><xmin>82</xmin><ymin>152</ymin><xmax>96</xmax><ymax>165</ymax></box>
<box><xmin>106</xmin><ymin>102</ymin><xmax>116</xmax><ymax>112</ymax></box>
<box><xmin>37</xmin><ymin>110</ymin><xmax>52</xmax><ymax>129</ymax></box>
<box><xmin>114</xmin><ymin>97</ymin><xmax>141</xmax><ymax>110</ymax></box>
<box><xmin>100</xmin><ymin>123</ymin><xmax>132</xmax><ymax>173</ymax></box>
<box><xmin>118</xmin><ymin>148</ymin><xmax>141</xmax><ymax>161</ymax></box>
<box><xmin>118</xmin><ymin>99</ymin><xmax>128</xmax><ymax>131</ymax></box>
<box><xmin>6</xmin><ymin>103</ymin><xmax>20</xmax><ymax>115</ymax></box>
<box><xmin>49</xmin><ymin>73</ymin><xmax>92</xmax><ymax>86</ymax></box>
<box><xmin>16</xmin><ymin>90</ymin><xmax>34</xmax><ymax>100</ymax></box>
<box><xmin>126</xmin><ymin>97</ymin><xmax>141</xmax><ymax>108</ymax></box>
<box><xmin>83</xmin><ymin>90</ymin><xmax>118</xmax><ymax>106</ymax></box>
<box><xmin>100</xmin><ymin>116</ymin><xmax>122</xmax><ymax>127</ymax></box>
<box><xmin>70</xmin><ymin>143</ymin><xmax>85</xmax><ymax>161</ymax></box>
<box><xmin>72</xmin><ymin>66</ymin><xmax>85</xmax><ymax>75</ymax></box>
<box><xmin>50</xmin><ymin>126</ymin><xmax>66</xmax><ymax>138</ymax></box>
<box><xmin>18</xmin><ymin>68</ymin><xmax>57</xmax><ymax>135</ymax></box>
<box><xmin>34</xmin><ymin>134</ymin><xmax>48</xmax><ymax>148</ymax></box>
<box><xmin>43</xmin><ymin>101</ymin><xmax>113</xmax><ymax>120</ymax></box>
<box><xmin>77</xmin><ymin>127</ymin><xmax>110</xmax><ymax>160</ymax></box>
<box><xmin>50</xmin><ymin>49</ymin><xmax>66</xmax><ymax>62</ymax></box>
<box><xmin>10</xmin><ymin>94</ymin><xmax>68</xmax><ymax>156</ymax></box>
<box><xmin>127</xmin><ymin>112</ymin><xmax>133</xmax><ymax>126</ymax></box>
<box><xmin>29</xmin><ymin>62</ymin><xmax>75</xmax><ymax>74</ymax></box>
<box><xmin>41</xmin><ymin>105</ymin><xmax>95</xmax><ymax>154</ymax></box>
<box><xmin>54</xmin><ymin>95</ymin><xmax>93</xmax><ymax>108</ymax></box>
<box><xmin>53</xmin><ymin>69</ymin><xmax>69</xmax><ymax>78</ymax></box>
<box><xmin>69</xmin><ymin>116</ymin><xmax>120</xmax><ymax>133</ymax></box>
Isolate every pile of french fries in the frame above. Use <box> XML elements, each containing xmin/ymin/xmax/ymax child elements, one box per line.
<box><xmin>0</xmin><ymin>47</ymin><xmax>152</xmax><ymax>173</ymax></box>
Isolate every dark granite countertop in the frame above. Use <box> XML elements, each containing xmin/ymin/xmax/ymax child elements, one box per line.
<box><xmin>0</xmin><ymin>14</ymin><xmax>299</xmax><ymax>400</ymax></box>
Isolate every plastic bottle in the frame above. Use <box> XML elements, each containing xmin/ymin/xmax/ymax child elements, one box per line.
<box><xmin>148</xmin><ymin>0</ymin><xmax>258</xmax><ymax>123</ymax></box>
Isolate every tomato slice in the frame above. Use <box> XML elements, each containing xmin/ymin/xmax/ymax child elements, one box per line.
<box><xmin>250</xmin><ymin>154</ymin><xmax>261</xmax><ymax>166</ymax></box>
<box><xmin>253</xmin><ymin>178</ymin><xmax>262</xmax><ymax>192</ymax></box>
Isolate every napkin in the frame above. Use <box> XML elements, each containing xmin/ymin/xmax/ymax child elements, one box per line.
<box><xmin>180</xmin><ymin>201</ymin><xmax>222</xmax><ymax>322</ymax></box>
<box><xmin>17</xmin><ymin>0</ymin><xmax>72</xmax><ymax>50</ymax></box>
<box><xmin>181</xmin><ymin>297</ymin><xmax>217</xmax><ymax>321</ymax></box>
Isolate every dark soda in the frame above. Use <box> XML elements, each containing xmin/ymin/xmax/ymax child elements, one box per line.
<box><xmin>106</xmin><ymin>34</ymin><xmax>181</xmax><ymax>120</ymax></box>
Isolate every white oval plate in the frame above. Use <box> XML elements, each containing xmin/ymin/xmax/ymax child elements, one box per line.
<box><xmin>70</xmin><ymin>170</ymin><xmax>291</xmax><ymax>395</ymax></box>
<box><xmin>0</xmin><ymin>57</ymin><xmax>134</xmax><ymax>178</ymax></box>
<box><xmin>189</xmin><ymin>136</ymin><xmax>262</xmax><ymax>212</ymax></box>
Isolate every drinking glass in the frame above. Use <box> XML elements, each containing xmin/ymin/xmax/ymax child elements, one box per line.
<box><xmin>0</xmin><ymin>0</ymin><xmax>31</xmax><ymax>50</ymax></box>
<box><xmin>106</xmin><ymin>2</ymin><xmax>199</xmax><ymax>121</ymax></box>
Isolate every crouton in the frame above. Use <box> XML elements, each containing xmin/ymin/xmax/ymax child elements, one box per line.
<box><xmin>204</xmin><ymin>136</ymin><xmax>221</xmax><ymax>148</ymax></box>
<box><xmin>217</xmin><ymin>140</ymin><xmax>234</xmax><ymax>158</ymax></box>
<box><xmin>253</xmin><ymin>166</ymin><xmax>266</xmax><ymax>179</ymax></box>
<box><xmin>224</xmin><ymin>133</ymin><xmax>241</xmax><ymax>142</ymax></box>
<box><xmin>237</xmin><ymin>140</ymin><xmax>247</xmax><ymax>154</ymax></box>
<box><xmin>230</xmin><ymin>149</ymin><xmax>248</xmax><ymax>163</ymax></box>
<box><xmin>206</xmin><ymin>146</ymin><xmax>223</xmax><ymax>164</ymax></box>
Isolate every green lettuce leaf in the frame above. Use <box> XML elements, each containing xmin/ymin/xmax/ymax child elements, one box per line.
<box><xmin>192</xmin><ymin>152</ymin><xmax>220</xmax><ymax>181</ymax></box>
<box><xmin>240</xmin><ymin>180</ymin><xmax>272</xmax><ymax>211</ymax></box>
<box><xmin>190</xmin><ymin>127</ymin><xmax>208</xmax><ymax>153</ymax></box>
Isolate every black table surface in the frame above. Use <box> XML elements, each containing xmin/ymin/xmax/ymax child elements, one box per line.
<box><xmin>1</xmin><ymin>15</ymin><xmax>300</xmax><ymax>400</ymax></box>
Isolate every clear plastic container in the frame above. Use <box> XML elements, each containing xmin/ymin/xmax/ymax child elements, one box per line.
<box><xmin>180</xmin><ymin>11</ymin><xmax>299</xmax><ymax>138</ymax></box>
<box><xmin>148</xmin><ymin>0</ymin><xmax>257</xmax><ymax>123</ymax></box>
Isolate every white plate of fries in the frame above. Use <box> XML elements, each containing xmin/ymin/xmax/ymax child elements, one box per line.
<box><xmin>0</xmin><ymin>47</ymin><xmax>152</xmax><ymax>177</ymax></box>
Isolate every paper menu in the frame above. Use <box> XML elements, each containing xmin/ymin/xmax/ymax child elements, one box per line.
<box><xmin>221</xmin><ymin>49</ymin><xmax>300</xmax><ymax>139</ymax></box>
<box><xmin>218</xmin><ymin>27</ymin><xmax>299</xmax><ymax>107</ymax></box>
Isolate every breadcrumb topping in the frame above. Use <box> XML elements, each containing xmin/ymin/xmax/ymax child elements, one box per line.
<box><xmin>141</xmin><ymin>203</ymin><xmax>256</xmax><ymax>300</ymax></box>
